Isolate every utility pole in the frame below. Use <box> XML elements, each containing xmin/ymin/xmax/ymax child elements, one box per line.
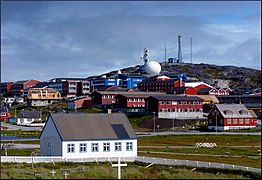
<box><xmin>173</xmin><ymin>117</ymin><xmax>175</xmax><ymax>134</ymax></box>
<box><xmin>153</xmin><ymin>112</ymin><xmax>156</xmax><ymax>133</ymax></box>
<box><xmin>215</xmin><ymin>109</ymin><xmax>217</xmax><ymax>133</ymax></box>
<box><xmin>190</xmin><ymin>37</ymin><xmax>192</xmax><ymax>64</ymax></box>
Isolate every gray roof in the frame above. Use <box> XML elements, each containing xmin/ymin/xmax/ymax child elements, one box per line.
<box><xmin>215</xmin><ymin>104</ymin><xmax>253</xmax><ymax>118</ymax></box>
<box><xmin>48</xmin><ymin>113</ymin><xmax>137</xmax><ymax>141</ymax></box>
<box><xmin>150</xmin><ymin>95</ymin><xmax>203</xmax><ymax>101</ymax></box>
<box><xmin>19</xmin><ymin>110</ymin><xmax>40</xmax><ymax>118</ymax></box>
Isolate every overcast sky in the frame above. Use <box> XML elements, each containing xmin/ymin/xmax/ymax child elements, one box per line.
<box><xmin>1</xmin><ymin>1</ymin><xmax>261</xmax><ymax>82</ymax></box>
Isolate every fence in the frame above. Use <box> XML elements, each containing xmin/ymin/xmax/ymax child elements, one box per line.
<box><xmin>1</xmin><ymin>156</ymin><xmax>261</xmax><ymax>173</ymax></box>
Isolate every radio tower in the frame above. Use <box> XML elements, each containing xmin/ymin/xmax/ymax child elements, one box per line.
<box><xmin>177</xmin><ymin>34</ymin><xmax>183</xmax><ymax>63</ymax></box>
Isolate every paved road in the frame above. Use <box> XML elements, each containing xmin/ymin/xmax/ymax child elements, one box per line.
<box><xmin>1</xmin><ymin>143</ymin><xmax>40</xmax><ymax>149</ymax></box>
<box><xmin>136</xmin><ymin>131</ymin><xmax>261</xmax><ymax>136</ymax></box>
<box><xmin>1</xmin><ymin>122</ymin><xmax>43</xmax><ymax>131</ymax></box>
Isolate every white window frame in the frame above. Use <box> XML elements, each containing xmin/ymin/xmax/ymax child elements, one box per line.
<box><xmin>79</xmin><ymin>143</ymin><xmax>87</xmax><ymax>153</ymax></box>
<box><xmin>115</xmin><ymin>142</ymin><xmax>122</xmax><ymax>151</ymax></box>
<box><xmin>103</xmin><ymin>142</ymin><xmax>110</xmax><ymax>152</ymax></box>
<box><xmin>126</xmin><ymin>142</ymin><xmax>133</xmax><ymax>151</ymax></box>
<box><xmin>91</xmin><ymin>143</ymin><xmax>99</xmax><ymax>152</ymax></box>
<box><xmin>67</xmin><ymin>144</ymin><xmax>75</xmax><ymax>153</ymax></box>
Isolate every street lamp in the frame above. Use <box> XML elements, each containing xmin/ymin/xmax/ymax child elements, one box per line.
<box><xmin>153</xmin><ymin>112</ymin><xmax>155</xmax><ymax>133</ymax></box>
<box><xmin>172</xmin><ymin>117</ymin><xmax>175</xmax><ymax>134</ymax></box>
<box><xmin>215</xmin><ymin>109</ymin><xmax>217</xmax><ymax>133</ymax></box>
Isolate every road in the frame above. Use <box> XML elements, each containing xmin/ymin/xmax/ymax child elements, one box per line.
<box><xmin>1</xmin><ymin>122</ymin><xmax>43</xmax><ymax>131</ymax></box>
<box><xmin>136</xmin><ymin>131</ymin><xmax>261</xmax><ymax>136</ymax></box>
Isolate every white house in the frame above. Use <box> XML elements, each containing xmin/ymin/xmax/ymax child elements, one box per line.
<box><xmin>15</xmin><ymin>110</ymin><xmax>41</xmax><ymax>125</ymax></box>
<box><xmin>40</xmin><ymin>113</ymin><xmax>137</xmax><ymax>159</ymax></box>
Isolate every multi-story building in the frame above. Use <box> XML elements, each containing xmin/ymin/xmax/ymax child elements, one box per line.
<box><xmin>208</xmin><ymin>104</ymin><xmax>257</xmax><ymax>131</ymax></box>
<box><xmin>0</xmin><ymin>82</ymin><xmax>13</xmax><ymax>95</ymax></box>
<box><xmin>114</xmin><ymin>92</ymin><xmax>164</xmax><ymax>113</ymax></box>
<box><xmin>27</xmin><ymin>87</ymin><xmax>62</xmax><ymax>106</ymax></box>
<box><xmin>138</xmin><ymin>75</ymin><xmax>180</xmax><ymax>93</ymax></box>
<box><xmin>146</xmin><ymin>95</ymin><xmax>204</xmax><ymax>119</ymax></box>
<box><xmin>10</xmin><ymin>79</ymin><xmax>42</xmax><ymax>96</ymax></box>
<box><xmin>48</xmin><ymin>78</ymin><xmax>90</xmax><ymax>97</ymax></box>
<box><xmin>88</xmin><ymin>73</ymin><xmax>147</xmax><ymax>92</ymax></box>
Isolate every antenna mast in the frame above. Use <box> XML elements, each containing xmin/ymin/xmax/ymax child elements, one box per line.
<box><xmin>190</xmin><ymin>37</ymin><xmax>192</xmax><ymax>64</ymax></box>
<box><xmin>177</xmin><ymin>34</ymin><xmax>182</xmax><ymax>62</ymax></box>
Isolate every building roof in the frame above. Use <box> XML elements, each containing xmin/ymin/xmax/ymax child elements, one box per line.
<box><xmin>149</xmin><ymin>95</ymin><xmax>203</xmax><ymax>101</ymax></box>
<box><xmin>116</xmin><ymin>93</ymin><xmax>162</xmax><ymax>98</ymax></box>
<box><xmin>13</xmin><ymin>80</ymin><xmax>28</xmax><ymax>85</ymax></box>
<box><xmin>19</xmin><ymin>110</ymin><xmax>40</xmax><ymax>118</ymax></box>
<box><xmin>69</xmin><ymin>97</ymin><xmax>91</xmax><ymax>102</ymax></box>
<box><xmin>249</xmin><ymin>110</ymin><xmax>258</xmax><ymax>118</ymax></box>
<box><xmin>188</xmin><ymin>95</ymin><xmax>219</xmax><ymax>103</ymax></box>
<box><xmin>197</xmin><ymin>87</ymin><xmax>212</xmax><ymax>93</ymax></box>
<box><xmin>0</xmin><ymin>106</ymin><xmax>8</xmax><ymax>113</ymax></box>
<box><xmin>185</xmin><ymin>82</ymin><xmax>213</xmax><ymax>88</ymax></box>
<box><xmin>46</xmin><ymin>113</ymin><xmax>137</xmax><ymax>141</ymax></box>
<box><xmin>215</xmin><ymin>104</ymin><xmax>253</xmax><ymax>118</ymax></box>
<box><xmin>169</xmin><ymin>87</ymin><xmax>187</xmax><ymax>91</ymax></box>
<box><xmin>94</xmin><ymin>91</ymin><xmax>164</xmax><ymax>95</ymax></box>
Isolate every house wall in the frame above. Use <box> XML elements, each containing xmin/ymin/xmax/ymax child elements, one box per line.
<box><xmin>15</xmin><ymin>117</ymin><xmax>41</xmax><ymax>124</ymax></box>
<box><xmin>68</xmin><ymin>102</ymin><xmax>76</xmax><ymax>110</ymax></box>
<box><xmin>185</xmin><ymin>87</ymin><xmax>197</xmax><ymax>95</ymax></box>
<box><xmin>158</xmin><ymin>112</ymin><xmax>203</xmax><ymax>119</ymax></box>
<box><xmin>28</xmin><ymin>99</ymin><xmax>57</xmax><ymax>107</ymax></box>
<box><xmin>61</xmin><ymin>139</ymin><xmax>137</xmax><ymax>158</ymax></box>
<box><xmin>40</xmin><ymin>117</ymin><xmax>62</xmax><ymax>156</ymax></box>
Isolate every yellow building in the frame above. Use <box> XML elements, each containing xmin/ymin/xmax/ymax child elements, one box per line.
<box><xmin>27</xmin><ymin>88</ymin><xmax>62</xmax><ymax>106</ymax></box>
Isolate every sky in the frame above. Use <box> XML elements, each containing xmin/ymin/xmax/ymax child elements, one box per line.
<box><xmin>1</xmin><ymin>1</ymin><xmax>261</xmax><ymax>82</ymax></box>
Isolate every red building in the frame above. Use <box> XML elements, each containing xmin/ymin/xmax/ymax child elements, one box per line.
<box><xmin>146</xmin><ymin>95</ymin><xmax>204</xmax><ymax>119</ymax></box>
<box><xmin>92</xmin><ymin>91</ymin><xmax>120</xmax><ymax>105</ymax></box>
<box><xmin>48</xmin><ymin>78</ymin><xmax>90</xmax><ymax>97</ymax></box>
<box><xmin>114</xmin><ymin>92</ymin><xmax>164</xmax><ymax>113</ymax></box>
<box><xmin>68</xmin><ymin>97</ymin><xmax>92</xmax><ymax>110</ymax></box>
<box><xmin>0</xmin><ymin>82</ymin><xmax>13</xmax><ymax>95</ymax></box>
<box><xmin>137</xmin><ymin>75</ymin><xmax>179</xmax><ymax>93</ymax></box>
<box><xmin>11</xmin><ymin>79</ymin><xmax>42</xmax><ymax>96</ymax></box>
<box><xmin>0</xmin><ymin>106</ymin><xmax>10</xmax><ymax>122</ymax></box>
<box><xmin>208</xmin><ymin>104</ymin><xmax>257</xmax><ymax>131</ymax></box>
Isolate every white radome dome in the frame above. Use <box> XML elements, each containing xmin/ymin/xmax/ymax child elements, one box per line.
<box><xmin>145</xmin><ymin>61</ymin><xmax>161</xmax><ymax>75</ymax></box>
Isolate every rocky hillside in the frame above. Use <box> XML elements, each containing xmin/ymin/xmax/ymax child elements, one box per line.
<box><xmin>99</xmin><ymin>62</ymin><xmax>261</xmax><ymax>93</ymax></box>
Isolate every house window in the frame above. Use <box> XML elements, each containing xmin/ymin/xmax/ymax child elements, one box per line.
<box><xmin>245</xmin><ymin>118</ymin><xmax>249</xmax><ymax>124</ymax></box>
<box><xmin>67</xmin><ymin>144</ymin><xmax>75</xmax><ymax>153</ymax></box>
<box><xmin>91</xmin><ymin>143</ymin><xmax>98</xmax><ymax>152</ymax></box>
<box><xmin>126</xmin><ymin>142</ymin><xmax>133</xmax><ymax>151</ymax></box>
<box><xmin>239</xmin><ymin>118</ymin><xmax>243</xmax><ymax>124</ymax></box>
<box><xmin>115</xmin><ymin>142</ymin><xmax>121</xmax><ymax>151</ymax></box>
<box><xmin>227</xmin><ymin>119</ymin><xmax>231</xmax><ymax>124</ymax></box>
<box><xmin>220</xmin><ymin>119</ymin><xmax>223</xmax><ymax>124</ymax></box>
<box><xmin>233</xmin><ymin>118</ymin><xmax>237</xmax><ymax>124</ymax></box>
<box><xmin>103</xmin><ymin>143</ymin><xmax>110</xmax><ymax>152</ymax></box>
<box><xmin>172</xmin><ymin>101</ymin><xmax>177</xmax><ymax>105</ymax></box>
<box><xmin>79</xmin><ymin>143</ymin><xmax>87</xmax><ymax>153</ymax></box>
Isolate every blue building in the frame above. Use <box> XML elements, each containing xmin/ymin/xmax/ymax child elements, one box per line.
<box><xmin>118</xmin><ymin>74</ymin><xmax>147</xmax><ymax>89</ymax></box>
<box><xmin>88</xmin><ymin>73</ymin><xmax>147</xmax><ymax>92</ymax></box>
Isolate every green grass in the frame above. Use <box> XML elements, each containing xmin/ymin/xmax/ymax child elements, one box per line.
<box><xmin>127</xmin><ymin>114</ymin><xmax>151</xmax><ymax>129</ymax></box>
<box><xmin>138</xmin><ymin>134</ymin><xmax>261</xmax><ymax>168</ymax></box>
<box><xmin>1</xmin><ymin>161</ymin><xmax>260</xmax><ymax>179</ymax></box>
<box><xmin>1</xmin><ymin>148</ymin><xmax>40</xmax><ymax>156</ymax></box>
<box><xmin>138</xmin><ymin>134</ymin><xmax>261</xmax><ymax>146</ymax></box>
<box><xmin>1</xmin><ymin>130</ymin><xmax>40</xmax><ymax>138</ymax></box>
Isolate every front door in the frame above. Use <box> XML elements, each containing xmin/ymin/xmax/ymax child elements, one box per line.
<box><xmin>47</xmin><ymin>143</ymin><xmax>51</xmax><ymax>156</ymax></box>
